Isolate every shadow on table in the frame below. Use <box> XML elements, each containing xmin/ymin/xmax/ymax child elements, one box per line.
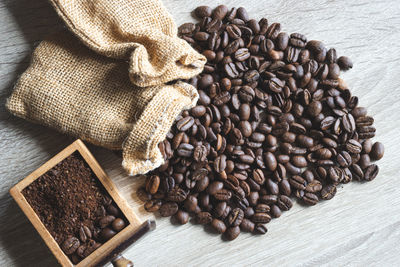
<box><xmin>0</xmin><ymin>1</ymin><xmax>68</xmax><ymax>266</ymax></box>
<box><xmin>0</xmin><ymin>194</ymin><xmax>58</xmax><ymax>267</ymax></box>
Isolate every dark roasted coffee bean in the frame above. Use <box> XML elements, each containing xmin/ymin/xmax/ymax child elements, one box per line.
<box><xmin>370</xmin><ymin>142</ymin><xmax>384</xmax><ymax>161</ymax></box>
<box><xmin>194</xmin><ymin>6</ymin><xmax>212</xmax><ymax>18</ymax></box>
<box><xmin>174</xmin><ymin>210</ymin><xmax>189</xmax><ymax>224</ymax></box>
<box><xmin>289</xmin><ymin>175</ymin><xmax>306</xmax><ymax>190</ymax></box>
<box><xmin>214</xmin><ymin>154</ymin><xmax>227</xmax><ymax>173</ymax></box>
<box><xmin>61</xmin><ymin>237</ymin><xmax>80</xmax><ymax>255</ymax></box>
<box><xmin>320</xmin><ymin>184</ymin><xmax>337</xmax><ymax>200</ymax></box>
<box><xmin>224</xmin><ymin>62</ymin><xmax>239</xmax><ymax>78</ymax></box>
<box><xmin>359</xmin><ymin>154</ymin><xmax>371</xmax><ymax>169</ymax></box>
<box><xmin>362</xmin><ymin>139</ymin><xmax>373</xmax><ymax>154</ymax></box>
<box><xmin>305</xmin><ymin>180</ymin><xmax>322</xmax><ymax>193</ymax></box>
<box><xmin>266</xmin><ymin>23</ymin><xmax>281</xmax><ymax>39</ymax></box>
<box><xmin>337</xmin><ymin>151</ymin><xmax>352</xmax><ymax>167</ymax></box>
<box><xmin>106</xmin><ymin>204</ymin><xmax>120</xmax><ymax>217</ymax></box>
<box><xmin>351</xmin><ymin>107</ymin><xmax>367</xmax><ymax>118</ymax></box>
<box><xmin>214</xmin><ymin>189</ymin><xmax>232</xmax><ymax>201</ymax></box>
<box><xmin>351</xmin><ymin>164</ymin><xmax>364</xmax><ymax>181</ymax></box>
<box><xmin>364</xmin><ymin>164</ymin><xmax>379</xmax><ymax>181</ymax></box>
<box><xmin>177</xmin><ymin>143</ymin><xmax>194</xmax><ymax>157</ymax></box>
<box><xmin>79</xmin><ymin>226</ymin><xmax>87</xmax><ymax>243</ymax></box>
<box><xmin>99</xmin><ymin>215</ymin><xmax>116</xmax><ymax>228</ymax></box>
<box><xmin>328</xmin><ymin>166</ymin><xmax>344</xmax><ymax>183</ymax></box>
<box><xmin>277</xmin><ymin>195</ymin><xmax>292</xmax><ymax>211</ymax></box>
<box><xmin>264</xmin><ymin>152</ymin><xmax>277</xmax><ymax>171</ymax></box>
<box><xmin>240</xmin><ymin>218</ymin><xmax>255</xmax><ymax>232</ymax></box>
<box><xmin>227</xmin><ymin>208</ymin><xmax>244</xmax><ymax>226</ymax></box>
<box><xmin>337</xmin><ymin>56</ymin><xmax>353</xmax><ymax>70</ymax></box>
<box><xmin>196</xmin><ymin>211</ymin><xmax>213</xmax><ymax>224</ymax></box>
<box><xmin>212</xmin><ymin>218</ymin><xmax>227</xmax><ymax>233</ymax></box>
<box><xmin>346</xmin><ymin>139</ymin><xmax>362</xmax><ymax>154</ymax></box>
<box><xmin>254</xmin><ymin>224</ymin><xmax>268</xmax><ymax>235</ymax></box>
<box><xmin>111</xmin><ymin>218</ymin><xmax>126</xmax><ymax>232</ymax></box>
<box><xmin>146</xmin><ymin>175</ymin><xmax>160</xmax><ymax>194</ymax></box>
<box><xmin>303</xmin><ymin>192</ymin><xmax>319</xmax><ymax>205</ymax></box>
<box><xmin>159</xmin><ymin>202</ymin><xmax>179</xmax><ymax>217</ymax></box>
<box><xmin>166</xmin><ymin>187</ymin><xmax>187</xmax><ymax>202</ymax></box>
<box><xmin>225</xmin><ymin>226</ymin><xmax>240</xmax><ymax>240</ymax></box>
<box><xmin>101</xmin><ymin>227</ymin><xmax>116</xmax><ymax>241</ymax></box>
<box><xmin>208</xmin><ymin>181</ymin><xmax>224</xmax><ymax>195</ymax></box>
<box><xmin>252</xmin><ymin>212</ymin><xmax>272</xmax><ymax>224</ymax></box>
<box><xmin>212</xmin><ymin>5</ymin><xmax>228</xmax><ymax>20</ymax></box>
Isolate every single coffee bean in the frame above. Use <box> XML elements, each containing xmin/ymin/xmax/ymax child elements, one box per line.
<box><xmin>61</xmin><ymin>237</ymin><xmax>80</xmax><ymax>255</ymax></box>
<box><xmin>79</xmin><ymin>226</ymin><xmax>88</xmax><ymax>243</ymax></box>
<box><xmin>196</xmin><ymin>211</ymin><xmax>213</xmax><ymax>224</ymax></box>
<box><xmin>144</xmin><ymin>199</ymin><xmax>162</xmax><ymax>212</ymax></box>
<box><xmin>302</xmin><ymin>192</ymin><xmax>319</xmax><ymax>205</ymax></box>
<box><xmin>370</xmin><ymin>142</ymin><xmax>384</xmax><ymax>161</ymax></box>
<box><xmin>212</xmin><ymin>5</ymin><xmax>228</xmax><ymax>20</ymax></box>
<box><xmin>227</xmin><ymin>208</ymin><xmax>244</xmax><ymax>226</ymax></box>
<box><xmin>337</xmin><ymin>56</ymin><xmax>353</xmax><ymax>70</ymax></box>
<box><xmin>277</xmin><ymin>195</ymin><xmax>293</xmax><ymax>211</ymax></box>
<box><xmin>225</xmin><ymin>226</ymin><xmax>240</xmax><ymax>240</ymax></box>
<box><xmin>254</xmin><ymin>224</ymin><xmax>268</xmax><ymax>235</ymax></box>
<box><xmin>101</xmin><ymin>227</ymin><xmax>117</xmax><ymax>241</ymax></box>
<box><xmin>270</xmin><ymin>205</ymin><xmax>282</xmax><ymax>218</ymax></box>
<box><xmin>194</xmin><ymin>6</ymin><xmax>212</xmax><ymax>18</ymax></box>
<box><xmin>240</xmin><ymin>218</ymin><xmax>255</xmax><ymax>232</ymax></box>
<box><xmin>320</xmin><ymin>184</ymin><xmax>337</xmax><ymax>200</ymax></box>
<box><xmin>359</xmin><ymin>154</ymin><xmax>371</xmax><ymax>169</ymax></box>
<box><xmin>146</xmin><ymin>175</ymin><xmax>160</xmax><ymax>194</ymax></box>
<box><xmin>214</xmin><ymin>189</ymin><xmax>232</xmax><ymax>201</ymax></box>
<box><xmin>112</xmin><ymin>218</ymin><xmax>126</xmax><ymax>232</ymax></box>
<box><xmin>351</xmin><ymin>107</ymin><xmax>367</xmax><ymax>118</ymax></box>
<box><xmin>159</xmin><ymin>202</ymin><xmax>179</xmax><ymax>217</ymax></box>
<box><xmin>99</xmin><ymin>215</ymin><xmax>116</xmax><ymax>228</ymax></box>
<box><xmin>174</xmin><ymin>210</ymin><xmax>189</xmax><ymax>224</ymax></box>
<box><xmin>106</xmin><ymin>204</ymin><xmax>120</xmax><ymax>217</ymax></box>
<box><xmin>346</xmin><ymin>139</ymin><xmax>362</xmax><ymax>154</ymax></box>
<box><xmin>362</xmin><ymin>139</ymin><xmax>373</xmax><ymax>154</ymax></box>
<box><xmin>264</xmin><ymin>152</ymin><xmax>277</xmax><ymax>171</ymax></box>
<box><xmin>252</xmin><ymin>212</ymin><xmax>272</xmax><ymax>223</ymax></box>
<box><xmin>211</xmin><ymin>218</ymin><xmax>227</xmax><ymax>233</ymax></box>
<box><xmin>364</xmin><ymin>164</ymin><xmax>379</xmax><ymax>181</ymax></box>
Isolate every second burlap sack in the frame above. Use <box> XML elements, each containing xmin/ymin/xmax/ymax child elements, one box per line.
<box><xmin>6</xmin><ymin>0</ymin><xmax>206</xmax><ymax>175</ymax></box>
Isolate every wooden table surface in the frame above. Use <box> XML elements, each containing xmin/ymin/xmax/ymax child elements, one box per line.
<box><xmin>1</xmin><ymin>0</ymin><xmax>400</xmax><ymax>266</ymax></box>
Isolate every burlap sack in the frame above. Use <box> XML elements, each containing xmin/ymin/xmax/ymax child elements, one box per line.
<box><xmin>49</xmin><ymin>0</ymin><xmax>205</xmax><ymax>87</ymax></box>
<box><xmin>6</xmin><ymin>0</ymin><xmax>206</xmax><ymax>176</ymax></box>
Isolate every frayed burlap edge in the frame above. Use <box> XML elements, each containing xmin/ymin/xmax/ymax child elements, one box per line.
<box><xmin>122</xmin><ymin>81</ymin><xmax>198</xmax><ymax>175</ymax></box>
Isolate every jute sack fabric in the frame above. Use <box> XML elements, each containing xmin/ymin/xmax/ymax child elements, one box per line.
<box><xmin>6</xmin><ymin>0</ymin><xmax>206</xmax><ymax>176</ymax></box>
<box><xmin>49</xmin><ymin>0</ymin><xmax>205</xmax><ymax>87</ymax></box>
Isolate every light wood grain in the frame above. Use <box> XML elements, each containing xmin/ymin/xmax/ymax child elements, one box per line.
<box><xmin>1</xmin><ymin>0</ymin><xmax>400</xmax><ymax>266</ymax></box>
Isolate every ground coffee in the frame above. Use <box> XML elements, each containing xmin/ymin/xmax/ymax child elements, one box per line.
<box><xmin>23</xmin><ymin>153</ymin><xmax>128</xmax><ymax>263</ymax></box>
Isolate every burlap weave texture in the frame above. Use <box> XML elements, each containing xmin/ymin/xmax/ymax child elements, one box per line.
<box><xmin>6</xmin><ymin>0</ymin><xmax>205</xmax><ymax>175</ymax></box>
<box><xmin>49</xmin><ymin>0</ymin><xmax>206</xmax><ymax>87</ymax></box>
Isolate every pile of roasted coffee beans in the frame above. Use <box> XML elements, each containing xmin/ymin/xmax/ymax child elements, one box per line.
<box><xmin>137</xmin><ymin>5</ymin><xmax>385</xmax><ymax>241</ymax></box>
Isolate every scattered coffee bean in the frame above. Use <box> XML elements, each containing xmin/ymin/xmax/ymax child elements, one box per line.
<box><xmin>112</xmin><ymin>218</ymin><xmax>126</xmax><ymax>232</ymax></box>
<box><xmin>370</xmin><ymin>142</ymin><xmax>384</xmax><ymax>161</ymax></box>
<box><xmin>61</xmin><ymin>237</ymin><xmax>80</xmax><ymax>255</ymax></box>
<box><xmin>225</xmin><ymin>226</ymin><xmax>240</xmax><ymax>240</ymax></box>
<box><xmin>100</xmin><ymin>227</ymin><xmax>117</xmax><ymax>240</ymax></box>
